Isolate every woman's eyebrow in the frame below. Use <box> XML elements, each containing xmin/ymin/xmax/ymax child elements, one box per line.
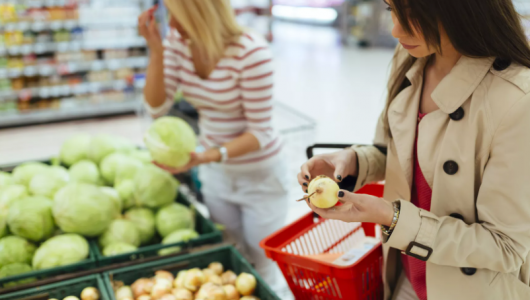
<box><xmin>383</xmin><ymin>0</ymin><xmax>390</xmax><ymax>5</ymax></box>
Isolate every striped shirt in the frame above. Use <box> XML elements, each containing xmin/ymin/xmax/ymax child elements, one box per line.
<box><xmin>145</xmin><ymin>29</ymin><xmax>282</xmax><ymax>170</ymax></box>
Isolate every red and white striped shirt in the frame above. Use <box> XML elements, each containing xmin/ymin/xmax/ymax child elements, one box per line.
<box><xmin>145</xmin><ymin>29</ymin><xmax>282</xmax><ymax>169</ymax></box>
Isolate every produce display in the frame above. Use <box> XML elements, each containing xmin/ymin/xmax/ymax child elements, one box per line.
<box><xmin>47</xmin><ymin>286</ymin><xmax>101</xmax><ymax>300</ymax></box>
<box><xmin>0</xmin><ymin>129</ymin><xmax>199</xmax><ymax>286</ymax></box>
<box><xmin>112</xmin><ymin>262</ymin><xmax>260</xmax><ymax>300</ymax></box>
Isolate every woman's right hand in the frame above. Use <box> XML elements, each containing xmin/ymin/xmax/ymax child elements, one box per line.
<box><xmin>138</xmin><ymin>7</ymin><xmax>163</xmax><ymax>55</ymax></box>
<box><xmin>297</xmin><ymin>149</ymin><xmax>358</xmax><ymax>192</ymax></box>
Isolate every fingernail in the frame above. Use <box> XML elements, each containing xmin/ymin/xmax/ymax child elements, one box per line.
<box><xmin>338</xmin><ymin>191</ymin><xmax>344</xmax><ymax>197</ymax></box>
<box><xmin>306</xmin><ymin>189</ymin><xmax>308</xmax><ymax>193</ymax></box>
<box><xmin>305</xmin><ymin>175</ymin><xmax>309</xmax><ymax>180</ymax></box>
<box><xmin>337</xmin><ymin>175</ymin><xmax>342</xmax><ymax>181</ymax></box>
<box><xmin>303</xmin><ymin>182</ymin><xmax>308</xmax><ymax>187</ymax></box>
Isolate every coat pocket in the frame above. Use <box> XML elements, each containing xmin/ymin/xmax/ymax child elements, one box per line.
<box><xmin>489</xmin><ymin>272</ymin><xmax>530</xmax><ymax>299</ymax></box>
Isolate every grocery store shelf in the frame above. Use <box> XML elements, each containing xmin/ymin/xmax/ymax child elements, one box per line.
<box><xmin>0</xmin><ymin>38</ymin><xmax>147</xmax><ymax>56</ymax></box>
<box><xmin>0</xmin><ymin>56</ymin><xmax>148</xmax><ymax>79</ymax></box>
<box><xmin>0</xmin><ymin>80</ymin><xmax>130</xmax><ymax>101</ymax></box>
<box><xmin>0</xmin><ymin>99</ymin><xmax>140</xmax><ymax>127</ymax></box>
<box><xmin>0</xmin><ymin>19</ymin><xmax>140</xmax><ymax>32</ymax></box>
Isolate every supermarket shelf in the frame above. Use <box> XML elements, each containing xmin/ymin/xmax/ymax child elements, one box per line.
<box><xmin>0</xmin><ymin>38</ymin><xmax>147</xmax><ymax>56</ymax></box>
<box><xmin>0</xmin><ymin>80</ymin><xmax>130</xmax><ymax>101</ymax></box>
<box><xmin>0</xmin><ymin>99</ymin><xmax>140</xmax><ymax>127</ymax></box>
<box><xmin>0</xmin><ymin>56</ymin><xmax>148</xmax><ymax>79</ymax></box>
<box><xmin>10</xmin><ymin>0</ymin><xmax>147</xmax><ymax>8</ymax></box>
<box><xmin>0</xmin><ymin>19</ymin><xmax>140</xmax><ymax>32</ymax></box>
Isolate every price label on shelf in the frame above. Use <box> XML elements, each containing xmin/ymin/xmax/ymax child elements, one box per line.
<box><xmin>91</xmin><ymin>61</ymin><xmax>104</xmax><ymax>71</ymax></box>
<box><xmin>23</xmin><ymin>66</ymin><xmax>37</xmax><ymax>77</ymax></box>
<box><xmin>39</xmin><ymin>87</ymin><xmax>51</xmax><ymax>99</ymax></box>
<box><xmin>20</xmin><ymin>45</ymin><xmax>32</xmax><ymax>55</ymax></box>
<box><xmin>4</xmin><ymin>23</ymin><xmax>16</xmax><ymax>32</ymax></box>
<box><xmin>69</xmin><ymin>41</ymin><xmax>82</xmax><ymax>52</ymax></box>
<box><xmin>39</xmin><ymin>65</ymin><xmax>54</xmax><ymax>76</ymax></box>
<box><xmin>31</xmin><ymin>21</ymin><xmax>47</xmax><ymax>32</ymax></box>
<box><xmin>64</xmin><ymin>20</ymin><xmax>78</xmax><ymax>30</ymax></box>
<box><xmin>56</xmin><ymin>42</ymin><xmax>70</xmax><ymax>53</ymax></box>
<box><xmin>60</xmin><ymin>85</ymin><xmax>71</xmax><ymax>96</ymax></box>
<box><xmin>50</xmin><ymin>21</ymin><xmax>63</xmax><ymax>31</ymax></box>
<box><xmin>7</xmin><ymin>46</ymin><xmax>21</xmax><ymax>56</ymax></box>
<box><xmin>50</xmin><ymin>86</ymin><xmax>62</xmax><ymax>97</ymax></box>
<box><xmin>73</xmin><ymin>84</ymin><xmax>88</xmax><ymax>95</ymax></box>
<box><xmin>0</xmin><ymin>69</ymin><xmax>7</xmax><ymax>79</ymax></box>
<box><xmin>34</xmin><ymin>43</ymin><xmax>48</xmax><ymax>54</ymax></box>
<box><xmin>89</xmin><ymin>82</ymin><xmax>101</xmax><ymax>94</ymax></box>
<box><xmin>17</xmin><ymin>22</ymin><xmax>31</xmax><ymax>32</ymax></box>
<box><xmin>107</xmin><ymin>59</ymin><xmax>122</xmax><ymax>70</ymax></box>
<box><xmin>8</xmin><ymin>68</ymin><xmax>22</xmax><ymax>78</ymax></box>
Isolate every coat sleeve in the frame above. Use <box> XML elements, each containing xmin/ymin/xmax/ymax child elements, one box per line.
<box><xmin>352</xmin><ymin>45</ymin><xmax>408</xmax><ymax>191</ymax></box>
<box><xmin>386</xmin><ymin>94</ymin><xmax>530</xmax><ymax>273</ymax></box>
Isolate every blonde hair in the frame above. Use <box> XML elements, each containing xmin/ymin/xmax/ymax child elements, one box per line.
<box><xmin>164</xmin><ymin>0</ymin><xmax>243</xmax><ymax>68</ymax></box>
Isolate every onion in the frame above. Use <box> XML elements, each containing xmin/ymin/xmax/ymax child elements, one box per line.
<box><xmin>208</xmin><ymin>262</ymin><xmax>224</xmax><ymax>275</ymax></box>
<box><xmin>171</xmin><ymin>288</ymin><xmax>193</xmax><ymax>300</ymax></box>
<box><xmin>63</xmin><ymin>297</ymin><xmax>80</xmax><ymax>300</ymax></box>
<box><xmin>173</xmin><ymin>270</ymin><xmax>187</xmax><ymax>289</ymax></box>
<box><xmin>155</xmin><ymin>270</ymin><xmax>175</xmax><ymax>283</ymax></box>
<box><xmin>209</xmin><ymin>274</ymin><xmax>223</xmax><ymax>285</ymax></box>
<box><xmin>307</xmin><ymin>175</ymin><xmax>340</xmax><ymax>208</ymax></box>
<box><xmin>132</xmin><ymin>278</ymin><xmax>155</xmax><ymax>298</ymax></box>
<box><xmin>151</xmin><ymin>278</ymin><xmax>173</xmax><ymax>299</ymax></box>
<box><xmin>115</xmin><ymin>286</ymin><xmax>133</xmax><ymax>300</ymax></box>
<box><xmin>158</xmin><ymin>295</ymin><xmax>177</xmax><ymax>300</ymax></box>
<box><xmin>235</xmin><ymin>273</ymin><xmax>256</xmax><ymax>296</ymax></box>
<box><xmin>196</xmin><ymin>282</ymin><xmax>227</xmax><ymax>300</ymax></box>
<box><xmin>183</xmin><ymin>268</ymin><xmax>205</xmax><ymax>292</ymax></box>
<box><xmin>80</xmin><ymin>287</ymin><xmax>99</xmax><ymax>300</ymax></box>
<box><xmin>240</xmin><ymin>297</ymin><xmax>260</xmax><ymax>300</ymax></box>
<box><xmin>221</xmin><ymin>271</ymin><xmax>237</xmax><ymax>285</ymax></box>
<box><xmin>137</xmin><ymin>296</ymin><xmax>153</xmax><ymax>300</ymax></box>
<box><xmin>202</xmin><ymin>268</ymin><xmax>215</xmax><ymax>280</ymax></box>
<box><xmin>223</xmin><ymin>284</ymin><xmax>239</xmax><ymax>300</ymax></box>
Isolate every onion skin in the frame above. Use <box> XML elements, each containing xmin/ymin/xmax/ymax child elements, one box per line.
<box><xmin>307</xmin><ymin>175</ymin><xmax>340</xmax><ymax>209</ymax></box>
<box><xmin>171</xmin><ymin>288</ymin><xmax>193</xmax><ymax>300</ymax></box>
<box><xmin>131</xmin><ymin>278</ymin><xmax>154</xmax><ymax>298</ymax></box>
<box><xmin>221</xmin><ymin>270</ymin><xmax>237</xmax><ymax>285</ymax></box>
<box><xmin>235</xmin><ymin>273</ymin><xmax>257</xmax><ymax>296</ymax></box>
<box><xmin>208</xmin><ymin>262</ymin><xmax>224</xmax><ymax>275</ymax></box>
<box><xmin>80</xmin><ymin>287</ymin><xmax>100</xmax><ymax>300</ymax></box>
<box><xmin>223</xmin><ymin>284</ymin><xmax>240</xmax><ymax>300</ymax></box>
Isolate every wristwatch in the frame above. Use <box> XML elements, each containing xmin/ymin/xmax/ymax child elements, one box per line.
<box><xmin>216</xmin><ymin>146</ymin><xmax>229</xmax><ymax>163</ymax></box>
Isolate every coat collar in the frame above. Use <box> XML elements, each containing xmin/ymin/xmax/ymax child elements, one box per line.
<box><xmin>388</xmin><ymin>55</ymin><xmax>494</xmax><ymax>189</ymax></box>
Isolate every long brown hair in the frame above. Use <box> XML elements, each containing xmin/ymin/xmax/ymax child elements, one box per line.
<box><xmin>385</xmin><ymin>0</ymin><xmax>530</xmax><ymax>134</ymax></box>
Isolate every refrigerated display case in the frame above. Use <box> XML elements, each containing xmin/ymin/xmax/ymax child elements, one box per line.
<box><xmin>0</xmin><ymin>0</ymin><xmax>151</xmax><ymax>127</ymax></box>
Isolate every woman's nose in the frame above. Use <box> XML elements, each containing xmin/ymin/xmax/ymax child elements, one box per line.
<box><xmin>391</xmin><ymin>15</ymin><xmax>407</xmax><ymax>39</ymax></box>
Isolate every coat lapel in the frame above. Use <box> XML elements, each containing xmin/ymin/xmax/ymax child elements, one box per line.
<box><xmin>388</xmin><ymin>58</ymin><xmax>426</xmax><ymax>189</ymax></box>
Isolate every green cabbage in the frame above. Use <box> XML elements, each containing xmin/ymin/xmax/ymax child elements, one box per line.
<box><xmin>60</xmin><ymin>134</ymin><xmax>91</xmax><ymax>167</ymax></box>
<box><xmin>102</xmin><ymin>242</ymin><xmax>137</xmax><ymax>257</ymax></box>
<box><xmin>0</xmin><ymin>210</ymin><xmax>8</xmax><ymax>239</ymax></box>
<box><xmin>99</xmin><ymin>187</ymin><xmax>122</xmax><ymax>217</ymax></box>
<box><xmin>0</xmin><ymin>172</ymin><xmax>13</xmax><ymax>188</ymax></box>
<box><xmin>115</xmin><ymin>180</ymin><xmax>135</xmax><ymax>209</ymax></box>
<box><xmin>99</xmin><ymin>219</ymin><xmax>140</xmax><ymax>248</ymax></box>
<box><xmin>100</xmin><ymin>153</ymin><xmax>143</xmax><ymax>185</ymax></box>
<box><xmin>88</xmin><ymin>134</ymin><xmax>134</xmax><ymax>164</ymax></box>
<box><xmin>158</xmin><ymin>229</ymin><xmax>199</xmax><ymax>256</ymax></box>
<box><xmin>53</xmin><ymin>183</ymin><xmax>116</xmax><ymax>237</ymax></box>
<box><xmin>12</xmin><ymin>162</ymin><xmax>49</xmax><ymax>187</ymax></box>
<box><xmin>144</xmin><ymin>116</ymin><xmax>196</xmax><ymax>168</ymax></box>
<box><xmin>124</xmin><ymin>208</ymin><xmax>155</xmax><ymax>244</ymax></box>
<box><xmin>69</xmin><ymin>160</ymin><xmax>100</xmax><ymax>185</ymax></box>
<box><xmin>133</xmin><ymin>165</ymin><xmax>179</xmax><ymax>209</ymax></box>
<box><xmin>7</xmin><ymin>196</ymin><xmax>55</xmax><ymax>242</ymax></box>
<box><xmin>32</xmin><ymin>234</ymin><xmax>89</xmax><ymax>270</ymax></box>
<box><xmin>0</xmin><ymin>236</ymin><xmax>36</xmax><ymax>268</ymax></box>
<box><xmin>0</xmin><ymin>185</ymin><xmax>28</xmax><ymax>209</ymax></box>
<box><xmin>155</xmin><ymin>203</ymin><xmax>194</xmax><ymax>238</ymax></box>
<box><xmin>0</xmin><ymin>263</ymin><xmax>34</xmax><ymax>287</ymax></box>
<box><xmin>127</xmin><ymin>149</ymin><xmax>152</xmax><ymax>164</ymax></box>
<box><xmin>29</xmin><ymin>167</ymin><xmax>69</xmax><ymax>198</ymax></box>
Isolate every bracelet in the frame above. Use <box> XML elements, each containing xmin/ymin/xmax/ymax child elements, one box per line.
<box><xmin>381</xmin><ymin>201</ymin><xmax>400</xmax><ymax>236</ymax></box>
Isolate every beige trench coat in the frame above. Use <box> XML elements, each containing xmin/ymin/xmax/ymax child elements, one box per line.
<box><xmin>352</xmin><ymin>46</ymin><xmax>530</xmax><ymax>300</ymax></box>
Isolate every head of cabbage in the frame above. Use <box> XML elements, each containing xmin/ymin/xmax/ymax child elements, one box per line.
<box><xmin>29</xmin><ymin>166</ymin><xmax>69</xmax><ymax>198</ymax></box>
<box><xmin>115</xmin><ymin>180</ymin><xmax>135</xmax><ymax>209</ymax></box>
<box><xmin>0</xmin><ymin>185</ymin><xmax>28</xmax><ymax>209</ymax></box>
<box><xmin>133</xmin><ymin>165</ymin><xmax>179</xmax><ymax>209</ymax></box>
<box><xmin>127</xmin><ymin>149</ymin><xmax>152</xmax><ymax>164</ymax></box>
<box><xmin>0</xmin><ymin>172</ymin><xmax>13</xmax><ymax>189</ymax></box>
<box><xmin>0</xmin><ymin>236</ymin><xmax>36</xmax><ymax>268</ymax></box>
<box><xmin>32</xmin><ymin>234</ymin><xmax>89</xmax><ymax>270</ymax></box>
<box><xmin>144</xmin><ymin>116</ymin><xmax>196</xmax><ymax>168</ymax></box>
<box><xmin>53</xmin><ymin>183</ymin><xmax>117</xmax><ymax>237</ymax></box>
<box><xmin>69</xmin><ymin>160</ymin><xmax>101</xmax><ymax>185</ymax></box>
<box><xmin>102</xmin><ymin>242</ymin><xmax>137</xmax><ymax>257</ymax></box>
<box><xmin>60</xmin><ymin>134</ymin><xmax>92</xmax><ymax>167</ymax></box>
<box><xmin>88</xmin><ymin>134</ymin><xmax>136</xmax><ymax>164</ymax></box>
<box><xmin>7</xmin><ymin>196</ymin><xmax>55</xmax><ymax>242</ymax></box>
<box><xmin>155</xmin><ymin>203</ymin><xmax>194</xmax><ymax>238</ymax></box>
<box><xmin>12</xmin><ymin>162</ymin><xmax>49</xmax><ymax>187</ymax></box>
<box><xmin>158</xmin><ymin>229</ymin><xmax>199</xmax><ymax>256</ymax></box>
<box><xmin>124</xmin><ymin>208</ymin><xmax>155</xmax><ymax>244</ymax></box>
<box><xmin>99</xmin><ymin>187</ymin><xmax>122</xmax><ymax>218</ymax></box>
<box><xmin>0</xmin><ymin>263</ymin><xmax>34</xmax><ymax>287</ymax></box>
<box><xmin>0</xmin><ymin>210</ymin><xmax>8</xmax><ymax>239</ymax></box>
<box><xmin>100</xmin><ymin>153</ymin><xmax>143</xmax><ymax>185</ymax></box>
<box><xmin>99</xmin><ymin>219</ymin><xmax>140</xmax><ymax>248</ymax></box>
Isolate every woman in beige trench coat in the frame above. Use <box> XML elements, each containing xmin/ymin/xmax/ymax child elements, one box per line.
<box><xmin>298</xmin><ymin>0</ymin><xmax>530</xmax><ymax>299</ymax></box>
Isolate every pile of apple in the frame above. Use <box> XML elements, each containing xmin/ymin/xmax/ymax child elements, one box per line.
<box><xmin>113</xmin><ymin>262</ymin><xmax>260</xmax><ymax>300</ymax></box>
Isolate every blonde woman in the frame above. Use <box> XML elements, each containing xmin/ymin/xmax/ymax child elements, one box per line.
<box><xmin>138</xmin><ymin>0</ymin><xmax>289</xmax><ymax>288</ymax></box>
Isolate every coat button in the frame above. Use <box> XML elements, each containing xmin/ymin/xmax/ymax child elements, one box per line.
<box><xmin>461</xmin><ymin>268</ymin><xmax>477</xmax><ymax>276</ymax></box>
<box><xmin>450</xmin><ymin>213</ymin><xmax>464</xmax><ymax>221</ymax></box>
<box><xmin>443</xmin><ymin>161</ymin><xmax>459</xmax><ymax>175</ymax></box>
<box><xmin>493</xmin><ymin>58</ymin><xmax>511</xmax><ymax>71</ymax></box>
<box><xmin>449</xmin><ymin>107</ymin><xmax>465</xmax><ymax>121</ymax></box>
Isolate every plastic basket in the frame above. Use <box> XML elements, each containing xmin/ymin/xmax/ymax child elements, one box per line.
<box><xmin>102</xmin><ymin>245</ymin><xmax>280</xmax><ymax>300</ymax></box>
<box><xmin>0</xmin><ymin>274</ymin><xmax>109</xmax><ymax>300</ymax></box>
<box><xmin>91</xmin><ymin>193</ymin><xmax>222</xmax><ymax>266</ymax></box>
<box><xmin>260</xmin><ymin>183</ymin><xmax>385</xmax><ymax>300</ymax></box>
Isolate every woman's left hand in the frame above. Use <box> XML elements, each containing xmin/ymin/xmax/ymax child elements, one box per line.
<box><xmin>306</xmin><ymin>190</ymin><xmax>395</xmax><ymax>226</ymax></box>
<box><xmin>153</xmin><ymin>149</ymin><xmax>221</xmax><ymax>174</ymax></box>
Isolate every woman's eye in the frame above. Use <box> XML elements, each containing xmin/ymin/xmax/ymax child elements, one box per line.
<box><xmin>386</xmin><ymin>6</ymin><xmax>393</xmax><ymax>12</ymax></box>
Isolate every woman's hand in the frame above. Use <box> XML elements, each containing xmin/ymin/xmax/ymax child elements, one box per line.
<box><xmin>297</xmin><ymin>149</ymin><xmax>358</xmax><ymax>192</ymax></box>
<box><xmin>306</xmin><ymin>190</ymin><xmax>394</xmax><ymax>226</ymax></box>
<box><xmin>138</xmin><ymin>7</ymin><xmax>163</xmax><ymax>55</ymax></box>
<box><xmin>153</xmin><ymin>149</ymin><xmax>221</xmax><ymax>174</ymax></box>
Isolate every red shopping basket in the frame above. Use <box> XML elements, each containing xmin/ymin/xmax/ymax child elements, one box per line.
<box><xmin>260</xmin><ymin>183</ymin><xmax>385</xmax><ymax>300</ymax></box>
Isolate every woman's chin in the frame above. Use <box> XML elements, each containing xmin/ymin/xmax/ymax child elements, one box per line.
<box><xmin>404</xmin><ymin>48</ymin><xmax>431</xmax><ymax>58</ymax></box>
